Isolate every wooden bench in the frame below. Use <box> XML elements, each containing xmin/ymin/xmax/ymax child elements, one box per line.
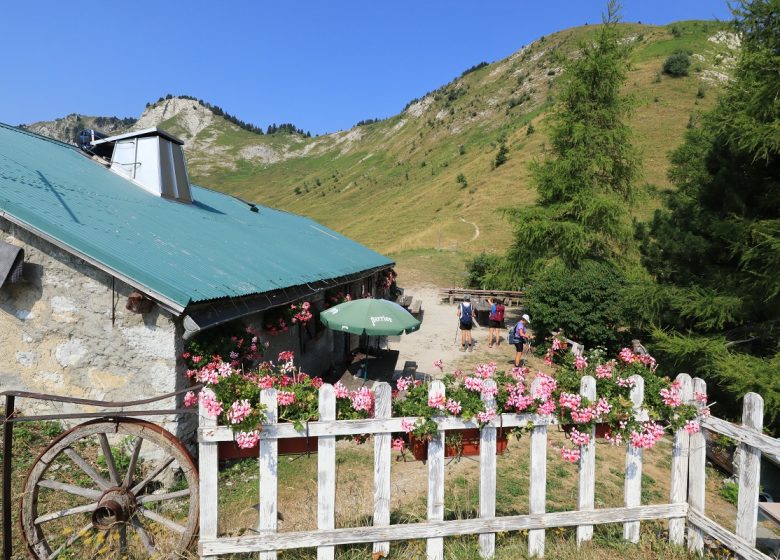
<box><xmin>399</xmin><ymin>295</ymin><xmax>413</xmax><ymax>308</ymax></box>
<box><xmin>409</xmin><ymin>299</ymin><xmax>422</xmax><ymax>316</ymax></box>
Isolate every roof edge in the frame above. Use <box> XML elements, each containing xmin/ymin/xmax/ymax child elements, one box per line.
<box><xmin>181</xmin><ymin>263</ymin><xmax>395</xmax><ymax>339</ymax></box>
<box><xmin>0</xmin><ymin>211</ymin><xmax>187</xmax><ymax>315</ymax></box>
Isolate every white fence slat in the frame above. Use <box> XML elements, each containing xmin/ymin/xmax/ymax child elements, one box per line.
<box><xmin>700</xmin><ymin>416</ymin><xmax>780</xmax><ymax>456</ymax></box>
<box><xmin>198</xmin><ymin>403</ymin><xmax>219</xmax><ymax>560</ymax></box>
<box><xmin>687</xmin><ymin>378</ymin><xmax>707</xmax><ymax>553</ymax></box>
<box><xmin>736</xmin><ymin>393</ymin><xmax>764</xmax><ymax>546</ymax></box>
<box><xmin>479</xmin><ymin>379</ymin><xmax>497</xmax><ymax>559</ymax></box>
<box><xmin>427</xmin><ymin>380</ymin><xmax>445</xmax><ymax>560</ymax></box>
<box><xmin>200</xmin><ymin>503</ymin><xmax>689</xmax><ymax>554</ymax></box>
<box><xmin>528</xmin><ymin>377</ymin><xmax>547</xmax><ymax>558</ymax></box>
<box><xmin>199</xmin><ymin>413</ymin><xmax>560</xmax><ymax>442</ymax></box>
<box><xmin>669</xmin><ymin>373</ymin><xmax>692</xmax><ymax>546</ymax></box>
<box><xmin>373</xmin><ymin>383</ymin><xmax>392</xmax><ymax>556</ymax></box>
<box><xmin>259</xmin><ymin>388</ymin><xmax>279</xmax><ymax>560</ymax></box>
<box><xmin>317</xmin><ymin>384</ymin><xmax>336</xmax><ymax>560</ymax></box>
<box><xmin>687</xmin><ymin>510</ymin><xmax>774</xmax><ymax>560</ymax></box>
<box><xmin>623</xmin><ymin>374</ymin><xmax>644</xmax><ymax>543</ymax></box>
<box><xmin>577</xmin><ymin>375</ymin><xmax>596</xmax><ymax>545</ymax></box>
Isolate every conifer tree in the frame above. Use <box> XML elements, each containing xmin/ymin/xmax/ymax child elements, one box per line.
<box><xmin>505</xmin><ymin>0</ymin><xmax>639</xmax><ymax>278</ymax></box>
<box><xmin>638</xmin><ymin>0</ymin><xmax>780</xmax><ymax>425</ymax></box>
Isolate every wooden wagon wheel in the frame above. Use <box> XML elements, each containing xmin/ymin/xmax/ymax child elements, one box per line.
<box><xmin>20</xmin><ymin>418</ymin><xmax>199</xmax><ymax>559</ymax></box>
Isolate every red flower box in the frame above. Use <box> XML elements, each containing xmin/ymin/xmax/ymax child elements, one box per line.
<box><xmin>408</xmin><ymin>428</ymin><xmax>509</xmax><ymax>461</ymax></box>
<box><xmin>218</xmin><ymin>436</ymin><xmax>318</xmax><ymax>459</ymax></box>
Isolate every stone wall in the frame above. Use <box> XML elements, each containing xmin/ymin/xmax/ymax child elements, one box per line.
<box><xmin>0</xmin><ymin>218</ymin><xmax>187</xmax><ymax>439</ymax></box>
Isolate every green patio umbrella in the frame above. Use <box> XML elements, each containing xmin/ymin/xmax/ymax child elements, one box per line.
<box><xmin>320</xmin><ymin>298</ymin><xmax>421</xmax><ymax>336</ymax></box>
<box><xmin>320</xmin><ymin>298</ymin><xmax>421</xmax><ymax>380</ymax></box>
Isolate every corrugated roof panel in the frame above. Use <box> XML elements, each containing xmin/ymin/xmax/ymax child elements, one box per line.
<box><xmin>0</xmin><ymin>123</ymin><xmax>393</xmax><ymax>309</ymax></box>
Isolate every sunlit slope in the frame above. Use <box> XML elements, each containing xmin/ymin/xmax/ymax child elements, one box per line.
<box><xmin>186</xmin><ymin>21</ymin><xmax>733</xmax><ymax>258</ymax></box>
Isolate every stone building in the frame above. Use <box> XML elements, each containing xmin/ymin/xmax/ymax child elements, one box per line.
<box><xmin>0</xmin><ymin>123</ymin><xmax>393</xmax><ymax>439</ymax></box>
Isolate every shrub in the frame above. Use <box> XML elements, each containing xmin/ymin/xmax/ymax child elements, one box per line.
<box><xmin>526</xmin><ymin>260</ymin><xmax>630</xmax><ymax>351</ymax></box>
<box><xmin>494</xmin><ymin>143</ymin><xmax>509</xmax><ymax>168</ymax></box>
<box><xmin>663</xmin><ymin>51</ymin><xmax>691</xmax><ymax>77</ymax></box>
<box><xmin>526</xmin><ymin>123</ymin><xmax>535</xmax><ymax>135</ymax></box>
<box><xmin>456</xmin><ymin>173</ymin><xmax>468</xmax><ymax>189</ymax></box>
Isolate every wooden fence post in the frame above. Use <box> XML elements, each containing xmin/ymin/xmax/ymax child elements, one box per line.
<box><xmin>427</xmin><ymin>380</ymin><xmax>446</xmax><ymax>560</ymax></box>
<box><xmin>736</xmin><ymin>392</ymin><xmax>764</xmax><ymax>547</ymax></box>
<box><xmin>373</xmin><ymin>382</ymin><xmax>392</xmax><ymax>557</ymax></box>
<box><xmin>669</xmin><ymin>373</ymin><xmax>692</xmax><ymax>546</ymax></box>
<box><xmin>259</xmin><ymin>388</ymin><xmax>279</xmax><ymax>560</ymax></box>
<box><xmin>198</xmin><ymin>402</ymin><xmax>219</xmax><ymax>560</ymax></box>
<box><xmin>318</xmin><ymin>384</ymin><xmax>336</xmax><ymax>560</ymax></box>
<box><xmin>528</xmin><ymin>377</ymin><xmax>547</xmax><ymax>557</ymax></box>
<box><xmin>687</xmin><ymin>378</ymin><xmax>707</xmax><ymax>554</ymax></box>
<box><xmin>577</xmin><ymin>375</ymin><xmax>596</xmax><ymax>546</ymax></box>
<box><xmin>479</xmin><ymin>379</ymin><xmax>497</xmax><ymax>559</ymax></box>
<box><xmin>623</xmin><ymin>374</ymin><xmax>645</xmax><ymax>543</ymax></box>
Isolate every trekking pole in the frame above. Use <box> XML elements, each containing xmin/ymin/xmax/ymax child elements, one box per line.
<box><xmin>454</xmin><ymin>321</ymin><xmax>459</xmax><ymax>345</ymax></box>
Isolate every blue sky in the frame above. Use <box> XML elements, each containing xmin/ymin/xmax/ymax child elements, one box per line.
<box><xmin>2</xmin><ymin>1</ymin><xmax>731</xmax><ymax>135</ymax></box>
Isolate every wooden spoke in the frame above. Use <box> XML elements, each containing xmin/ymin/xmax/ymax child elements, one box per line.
<box><xmin>137</xmin><ymin>506</ymin><xmax>187</xmax><ymax>534</ymax></box>
<box><xmin>123</xmin><ymin>436</ymin><xmax>143</xmax><ymax>488</ymax></box>
<box><xmin>119</xmin><ymin>523</ymin><xmax>127</xmax><ymax>553</ymax></box>
<box><xmin>63</xmin><ymin>447</ymin><xmax>111</xmax><ymax>491</ymax></box>
<box><xmin>136</xmin><ymin>489</ymin><xmax>190</xmax><ymax>504</ymax></box>
<box><xmin>35</xmin><ymin>503</ymin><xmax>97</xmax><ymax>525</ymax></box>
<box><xmin>45</xmin><ymin>522</ymin><xmax>94</xmax><ymax>560</ymax></box>
<box><xmin>98</xmin><ymin>433</ymin><xmax>120</xmax><ymax>485</ymax></box>
<box><xmin>130</xmin><ymin>456</ymin><xmax>174</xmax><ymax>495</ymax></box>
<box><xmin>130</xmin><ymin>517</ymin><xmax>157</xmax><ymax>554</ymax></box>
<box><xmin>37</xmin><ymin>480</ymin><xmax>102</xmax><ymax>501</ymax></box>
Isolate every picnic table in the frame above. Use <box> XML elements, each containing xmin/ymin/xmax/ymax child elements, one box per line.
<box><xmin>439</xmin><ymin>287</ymin><xmax>524</xmax><ymax>307</ymax></box>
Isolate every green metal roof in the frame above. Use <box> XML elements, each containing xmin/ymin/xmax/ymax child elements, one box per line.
<box><xmin>0</xmin><ymin>123</ymin><xmax>393</xmax><ymax>312</ymax></box>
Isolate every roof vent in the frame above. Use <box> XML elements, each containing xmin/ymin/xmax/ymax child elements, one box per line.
<box><xmin>92</xmin><ymin>128</ymin><xmax>192</xmax><ymax>203</ymax></box>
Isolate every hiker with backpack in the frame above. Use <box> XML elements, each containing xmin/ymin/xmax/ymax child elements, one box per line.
<box><xmin>509</xmin><ymin>314</ymin><xmax>531</xmax><ymax>367</ymax></box>
<box><xmin>457</xmin><ymin>295</ymin><xmax>476</xmax><ymax>352</ymax></box>
<box><xmin>487</xmin><ymin>297</ymin><xmax>505</xmax><ymax>348</ymax></box>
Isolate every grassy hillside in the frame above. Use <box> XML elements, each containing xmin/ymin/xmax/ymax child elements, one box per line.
<box><xmin>23</xmin><ymin>20</ymin><xmax>737</xmax><ymax>285</ymax></box>
<box><xmin>185</xmin><ymin>21</ymin><xmax>734</xmax><ymax>281</ymax></box>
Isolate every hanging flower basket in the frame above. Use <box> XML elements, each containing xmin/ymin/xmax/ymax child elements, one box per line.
<box><xmin>407</xmin><ymin>428</ymin><xmax>509</xmax><ymax>461</ymax></box>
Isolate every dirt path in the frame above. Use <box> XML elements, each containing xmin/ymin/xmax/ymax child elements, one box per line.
<box><xmin>459</xmin><ymin>217</ymin><xmax>480</xmax><ymax>242</ymax></box>
<box><xmin>392</xmin><ymin>283</ymin><xmax>525</xmax><ymax>378</ymax></box>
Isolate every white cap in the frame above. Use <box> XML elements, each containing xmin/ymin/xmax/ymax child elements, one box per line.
<box><xmin>522</xmin><ymin>314</ymin><xmax>530</xmax><ymax>322</ymax></box>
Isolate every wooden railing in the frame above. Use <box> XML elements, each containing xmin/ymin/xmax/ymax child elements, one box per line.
<box><xmin>196</xmin><ymin>374</ymin><xmax>776</xmax><ymax>559</ymax></box>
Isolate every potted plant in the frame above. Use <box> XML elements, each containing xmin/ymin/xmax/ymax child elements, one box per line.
<box><xmin>545</xmin><ymin>338</ymin><xmax>709</xmax><ymax>462</ymax></box>
<box><xmin>391</xmin><ymin>361</ymin><xmax>557</xmax><ymax>461</ymax></box>
<box><xmin>184</xmin><ymin>331</ymin><xmax>374</xmax><ymax>457</ymax></box>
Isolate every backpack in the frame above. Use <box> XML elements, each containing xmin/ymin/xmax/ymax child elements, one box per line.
<box><xmin>493</xmin><ymin>304</ymin><xmax>505</xmax><ymax>323</ymax></box>
<box><xmin>460</xmin><ymin>302</ymin><xmax>473</xmax><ymax>325</ymax></box>
<box><xmin>509</xmin><ymin>321</ymin><xmax>525</xmax><ymax>344</ymax></box>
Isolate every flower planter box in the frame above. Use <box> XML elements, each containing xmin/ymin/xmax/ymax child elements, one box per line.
<box><xmin>562</xmin><ymin>423</ymin><xmax>612</xmax><ymax>439</ymax></box>
<box><xmin>408</xmin><ymin>428</ymin><xmax>509</xmax><ymax>461</ymax></box>
<box><xmin>218</xmin><ymin>436</ymin><xmax>318</xmax><ymax>460</ymax></box>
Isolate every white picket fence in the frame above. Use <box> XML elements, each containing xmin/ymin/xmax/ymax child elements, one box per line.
<box><xmin>197</xmin><ymin>373</ymin><xmax>780</xmax><ymax>559</ymax></box>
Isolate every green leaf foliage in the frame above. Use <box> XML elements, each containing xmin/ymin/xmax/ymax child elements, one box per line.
<box><xmin>526</xmin><ymin>259</ymin><xmax>629</xmax><ymax>350</ymax></box>
<box><xmin>662</xmin><ymin>51</ymin><xmax>691</xmax><ymax>77</ymax></box>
